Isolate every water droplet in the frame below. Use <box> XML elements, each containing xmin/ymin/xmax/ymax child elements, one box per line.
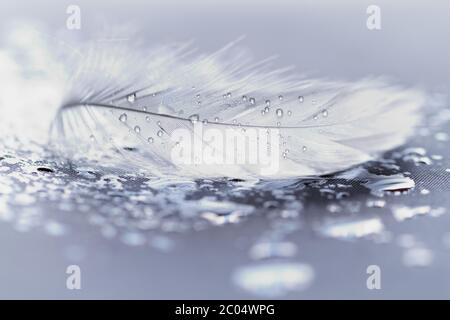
<box><xmin>287</xmin><ymin>110</ymin><xmax>292</xmax><ymax>116</ymax></box>
<box><xmin>302</xmin><ymin>146</ymin><xmax>307</xmax><ymax>152</ymax></box>
<box><xmin>277</xmin><ymin>122</ymin><xmax>281</xmax><ymax>127</ymax></box>
<box><xmin>264</xmin><ymin>106</ymin><xmax>270</xmax><ymax>113</ymax></box>
<box><xmin>127</xmin><ymin>93</ymin><xmax>136</xmax><ymax>103</ymax></box>
<box><xmin>232</xmin><ymin>262</ymin><xmax>314</xmax><ymax>297</ymax></box>
<box><xmin>202</xmin><ymin>119</ymin><xmax>208</xmax><ymax>124</ymax></box>
<box><xmin>134</xmin><ymin>126</ymin><xmax>141</xmax><ymax>133</ymax></box>
<box><xmin>366</xmin><ymin>199</ymin><xmax>386</xmax><ymax>208</ymax></box>
<box><xmin>196</xmin><ymin>94</ymin><xmax>201</xmax><ymax>99</ymax></box>
<box><xmin>157</xmin><ymin>130</ymin><xmax>163</xmax><ymax>137</ymax></box>
<box><xmin>365</xmin><ymin>174</ymin><xmax>415</xmax><ymax>197</ymax></box>
<box><xmin>242</xmin><ymin>95</ymin><xmax>248</xmax><ymax>102</ymax></box>
<box><xmin>249</xmin><ymin>97</ymin><xmax>256</xmax><ymax>105</ymax></box>
<box><xmin>226</xmin><ymin>92</ymin><xmax>232</xmax><ymax>98</ymax></box>
<box><xmin>276</xmin><ymin>108</ymin><xmax>284</xmax><ymax>118</ymax></box>
<box><xmin>148</xmin><ymin>137</ymin><xmax>154</xmax><ymax>143</ymax></box>
<box><xmin>265</xmin><ymin>100</ymin><xmax>271</xmax><ymax>107</ymax></box>
<box><xmin>403</xmin><ymin>247</ymin><xmax>433</xmax><ymax>267</ymax></box>
<box><xmin>249</xmin><ymin>242</ymin><xmax>297</xmax><ymax>260</ymax></box>
<box><xmin>45</xmin><ymin>221</ymin><xmax>67</xmax><ymax>237</ymax></box>
<box><xmin>214</xmin><ymin>117</ymin><xmax>219</xmax><ymax>122</ymax></box>
<box><xmin>322</xmin><ymin>109</ymin><xmax>328</xmax><ymax>117</ymax></box>
<box><xmin>121</xmin><ymin>232</ymin><xmax>146</xmax><ymax>246</ymax></box>
<box><xmin>142</xmin><ymin>106</ymin><xmax>147</xmax><ymax>111</ymax></box>
<box><xmin>145</xmin><ymin>116</ymin><xmax>150</xmax><ymax>121</ymax></box>
<box><xmin>188</xmin><ymin>114</ymin><xmax>199</xmax><ymax>123</ymax></box>
<box><xmin>298</xmin><ymin>96</ymin><xmax>304</xmax><ymax>103</ymax></box>
<box><xmin>319</xmin><ymin>217</ymin><xmax>384</xmax><ymax>240</ymax></box>
<box><xmin>434</xmin><ymin>132</ymin><xmax>448</xmax><ymax>142</ymax></box>
<box><xmin>278</xmin><ymin>95</ymin><xmax>283</xmax><ymax>101</ymax></box>
<box><xmin>119</xmin><ymin>113</ymin><xmax>127</xmax><ymax>122</ymax></box>
<box><xmin>392</xmin><ymin>205</ymin><xmax>439</xmax><ymax>222</ymax></box>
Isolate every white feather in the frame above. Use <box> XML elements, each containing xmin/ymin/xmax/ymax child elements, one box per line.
<box><xmin>50</xmin><ymin>37</ymin><xmax>426</xmax><ymax>179</ymax></box>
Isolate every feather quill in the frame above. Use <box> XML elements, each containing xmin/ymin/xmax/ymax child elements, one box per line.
<box><xmin>50</xmin><ymin>38</ymin><xmax>426</xmax><ymax>179</ymax></box>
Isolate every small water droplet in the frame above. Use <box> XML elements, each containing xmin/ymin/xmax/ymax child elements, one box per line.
<box><xmin>249</xmin><ymin>97</ymin><xmax>256</xmax><ymax>105</ymax></box>
<box><xmin>127</xmin><ymin>93</ymin><xmax>136</xmax><ymax>103</ymax></box>
<box><xmin>264</xmin><ymin>106</ymin><xmax>270</xmax><ymax>113</ymax></box>
<box><xmin>278</xmin><ymin>95</ymin><xmax>283</xmax><ymax>101</ymax></box>
<box><xmin>226</xmin><ymin>92</ymin><xmax>232</xmax><ymax>98</ymax></box>
<box><xmin>287</xmin><ymin>110</ymin><xmax>292</xmax><ymax>116</ymax></box>
<box><xmin>119</xmin><ymin>113</ymin><xmax>127</xmax><ymax>122</ymax></box>
<box><xmin>134</xmin><ymin>126</ymin><xmax>141</xmax><ymax>133</ymax></box>
<box><xmin>302</xmin><ymin>146</ymin><xmax>307</xmax><ymax>152</ymax></box>
<box><xmin>157</xmin><ymin>130</ymin><xmax>163</xmax><ymax>137</ymax></box>
<box><xmin>142</xmin><ymin>106</ymin><xmax>147</xmax><ymax>111</ymax></box>
<box><xmin>188</xmin><ymin>114</ymin><xmax>199</xmax><ymax>123</ymax></box>
<box><xmin>265</xmin><ymin>100</ymin><xmax>271</xmax><ymax>107</ymax></box>
<box><xmin>322</xmin><ymin>109</ymin><xmax>328</xmax><ymax>117</ymax></box>
<box><xmin>214</xmin><ymin>117</ymin><xmax>219</xmax><ymax>122</ymax></box>
<box><xmin>242</xmin><ymin>95</ymin><xmax>248</xmax><ymax>102</ymax></box>
<box><xmin>145</xmin><ymin>116</ymin><xmax>150</xmax><ymax>121</ymax></box>
<box><xmin>298</xmin><ymin>96</ymin><xmax>304</xmax><ymax>103</ymax></box>
<box><xmin>148</xmin><ymin>137</ymin><xmax>154</xmax><ymax>143</ymax></box>
<box><xmin>276</xmin><ymin>108</ymin><xmax>284</xmax><ymax>118</ymax></box>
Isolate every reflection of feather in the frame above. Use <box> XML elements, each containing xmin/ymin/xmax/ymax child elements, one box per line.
<box><xmin>51</xmin><ymin>39</ymin><xmax>426</xmax><ymax>179</ymax></box>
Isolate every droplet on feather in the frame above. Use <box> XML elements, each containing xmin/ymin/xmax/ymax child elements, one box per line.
<box><xmin>276</xmin><ymin>108</ymin><xmax>284</xmax><ymax>118</ymax></box>
<box><xmin>119</xmin><ymin>113</ymin><xmax>127</xmax><ymax>122</ymax></box>
<box><xmin>188</xmin><ymin>114</ymin><xmax>200</xmax><ymax>124</ymax></box>
<box><xmin>127</xmin><ymin>93</ymin><xmax>136</xmax><ymax>103</ymax></box>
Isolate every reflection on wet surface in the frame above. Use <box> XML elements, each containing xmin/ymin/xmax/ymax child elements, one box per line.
<box><xmin>1</xmin><ymin>115</ymin><xmax>449</xmax><ymax>297</ymax></box>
